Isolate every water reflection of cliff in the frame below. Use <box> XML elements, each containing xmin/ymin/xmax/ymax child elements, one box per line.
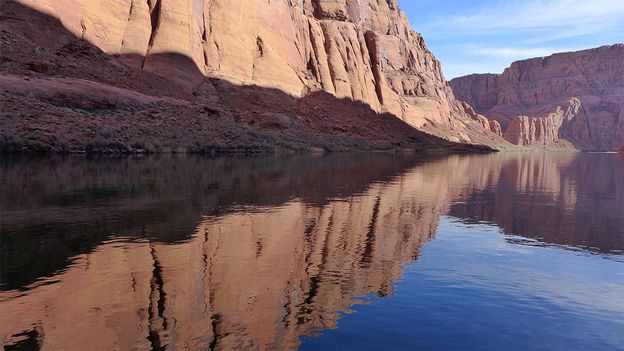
<box><xmin>1</xmin><ymin>153</ymin><xmax>622</xmax><ymax>350</ymax></box>
<box><xmin>448</xmin><ymin>153</ymin><xmax>624</xmax><ymax>254</ymax></box>
<box><xmin>1</xmin><ymin>154</ymin><xmax>455</xmax><ymax>350</ymax></box>
<box><xmin>0</xmin><ymin>154</ymin><xmax>425</xmax><ymax>291</ymax></box>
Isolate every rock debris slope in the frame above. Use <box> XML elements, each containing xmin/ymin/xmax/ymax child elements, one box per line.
<box><xmin>0</xmin><ymin>0</ymin><xmax>507</xmax><ymax>153</ymax></box>
<box><xmin>450</xmin><ymin>45</ymin><xmax>624</xmax><ymax>151</ymax></box>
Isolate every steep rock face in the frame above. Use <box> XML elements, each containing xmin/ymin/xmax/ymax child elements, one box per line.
<box><xmin>450</xmin><ymin>45</ymin><xmax>624</xmax><ymax>150</ymax></box>
<box><xmin>1</xmin><ymin>0</ymin><xmax>505</xmax><ymax>145</ymax></box>
<box><xmin>504</xmin><ymin>98</ymin><xmax>581</xmax><ymax>146</ymax></box>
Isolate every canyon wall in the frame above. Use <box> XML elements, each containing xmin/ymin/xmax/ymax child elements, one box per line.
<box><xmin>450</xmin><ymin>45</ymin><xmax>624</xmax><ymax>150</ymax></box>
<box><xmin>0</xmin><ymin>0</ymin><xmax>506</xmax><ymax>150</ymax></box>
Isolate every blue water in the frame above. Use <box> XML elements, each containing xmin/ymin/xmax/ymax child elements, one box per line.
<box><xmin>1</xmin><ymin>153</ymin><xmax>623</xmax><ymax>350</ymax></box>
<box><xmin>301</xmin><ymin>218</ymin><xmax>624</xmax><ymax>350</ymax></box>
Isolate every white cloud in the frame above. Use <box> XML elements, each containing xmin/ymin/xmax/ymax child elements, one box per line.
<box><xmin>426</xmin><ymin>0</ymin><xmax>624</xmax><ymax>39</ymax></box>
<box><xmin>467</xmin><ymin>46</ymin><xmax>554</xmax><ymax>58</ymax></box>
<box><xmin>461</xmin><ymin>44</ymin><xmax>584</xmax><ymax>59</ymax></box>
<box><xmin>442</xmin><ymin>63</ymin><xmax>500</xmax><ymax>80</ymax></box>
<box><xmin>441</xmin><ymin>42</ymin><xmax>610</xmax><ymax>79</ymax></box>
<box><xmin>407</xmin><ymin>0</ymin><xmax>624</xmax><ymax>78</ymax></box>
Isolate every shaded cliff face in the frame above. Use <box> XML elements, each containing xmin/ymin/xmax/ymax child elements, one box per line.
<box><xmin>450</xmin><ymin>45</ymin><xmax>624</xmax><ymax>150</ymax></box>
<box><xmin>0</xmin><ymin>0</ymin><xmax>506</xmax><ymax>151</ymax></box>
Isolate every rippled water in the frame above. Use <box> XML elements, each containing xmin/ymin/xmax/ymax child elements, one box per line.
<box><xmin>1</xmin><ymin>153</ymin><xmax>623</xmax><ymax>350</ymax></box>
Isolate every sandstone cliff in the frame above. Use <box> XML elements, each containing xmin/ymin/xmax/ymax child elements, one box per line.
<box><xmin>0</xmin><ymin>0</ymin><xmax>505</xmax><ymax>153</ymax></box>
<box><xmin>450</xmin><ymin>45</ymin><xmax>624</xmax><ymax>150</ymax></box>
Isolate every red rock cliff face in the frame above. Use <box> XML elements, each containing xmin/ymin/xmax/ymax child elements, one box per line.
<box><xmin>0</xmin><ymin>0</ymin><xmax>505</xmax><ymax>146</ymax></box>
<box><xmin>450</xmin><ymin>45</ymin><xmax>624</xmax><ymax>150</ymax></box>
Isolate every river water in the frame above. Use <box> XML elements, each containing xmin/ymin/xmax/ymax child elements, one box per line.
<box><xmin>1</xmin><ymin>153</ymin><xmax>622</xmax><ymax>350</ymax></box>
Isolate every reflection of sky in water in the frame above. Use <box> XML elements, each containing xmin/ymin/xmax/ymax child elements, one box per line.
<box><xmin>302</xmin><ymin>217</ymin><xmax>624</xmax><ymax>351</ymax></box>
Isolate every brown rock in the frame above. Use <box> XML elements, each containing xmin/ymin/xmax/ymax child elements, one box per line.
<box><xmin>489</xmin><ymin>120</ymin><xmax>502</xmax><ymax>136</ymax></box>
<box><xmin>451</xmin><ymin>45</ymin><xmax>624</xmax><ymax>150</ymax></box>
<box><xmin>1</xmin><ymin>0</ymin><xmax>507</xmax><ymax>150</ymax></box>
<box><xmin>502</xmin><ymin>98</ymin><xmax>582</xmax><ymax>146</ymax></box>
<box><xmin>26</xmin><ymin>60</ymin><xmax>57</xmax><ymax>73</ymax></box>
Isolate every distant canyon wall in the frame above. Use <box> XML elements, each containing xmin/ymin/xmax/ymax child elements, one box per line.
<box><xmin>450</xmin><ymin>45</ymin><xmax>624</xmax><ymax>150</ymax></box>
<box><xmin>1</xmin><ymin>0</ymin><xmax>504</xmax><ymax>145</ymax></box>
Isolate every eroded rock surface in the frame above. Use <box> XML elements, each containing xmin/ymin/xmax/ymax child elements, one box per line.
<box><xmin>450</xmin><ymin>45</ymin><xmax>624</xmax><ymax>150</ymax></box>
<box><xmin>0</xmin><ymin>0</ymin><xmax>506</xmax><ymax>152</ymax></box>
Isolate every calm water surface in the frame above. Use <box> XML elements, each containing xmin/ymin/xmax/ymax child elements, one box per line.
<box><xmin>1</xmin><ymin>153</ymin><xmax>623</xmax><ymax>350</ymax></box>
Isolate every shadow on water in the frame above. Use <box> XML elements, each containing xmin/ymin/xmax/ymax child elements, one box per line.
<box><xmin>0</xmin><ymin>152</ymin><xmax>623</xmax><ymax>350</ymax></box>
<box><xmin>0</xmin><ymin>153</ymin><xmax>427</xmax><ymax>291</ymax></box>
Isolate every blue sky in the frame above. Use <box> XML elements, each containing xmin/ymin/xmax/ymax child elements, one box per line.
<box><xmin>398</xmin><ymin>0</ymin><xmax>624</xmax><ymax>79</ymax></box>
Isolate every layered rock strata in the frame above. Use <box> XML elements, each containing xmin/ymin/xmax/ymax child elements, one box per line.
<box><xmin>450</xmin><ymin>45</ymin><xmax>624</xmax><ymax>150</ymax></box>
<box><xmin>0</xmin><ymin>0</ymin><xmax>506</xmax><ymax>152</ymax></box>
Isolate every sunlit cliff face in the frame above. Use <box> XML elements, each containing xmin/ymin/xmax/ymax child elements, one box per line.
<box><xmin>450</xmin><ymin>45</ymin><xmax>624</xmax><ymax>150</ymax></box>
<box><xmin>2</xmin><ymin>0</ymin><xmax>505</xmax><ymax>144</ymax></box>
<box><xmin>1</xmin><ymin>153</ymin><xmax>622</xmax><ymax>349</ymax></box>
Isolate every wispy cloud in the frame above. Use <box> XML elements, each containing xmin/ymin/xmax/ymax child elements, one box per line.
<box><xmin>442</xmin><ymin>62</ymin><xmax>504</xmax><ymax>81</ymax></box>
<box><xmin>401</xmin><ymin>0</ymin><xmax>624</xmax><ymax>78</ymax></box>
<box><xmin>440</xmin><ymin>44</ymin><xmax>585</xmax><ymax>78</ymax></box>
<box><xmin>428</xmin><ymin>0</ymin><xmax>624</xmax><ymax>37</ymax></box>
<box><xmin>461</xmin><ymin>44</ymin><xmax>583</xmax><ymax>59</ymax></box>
